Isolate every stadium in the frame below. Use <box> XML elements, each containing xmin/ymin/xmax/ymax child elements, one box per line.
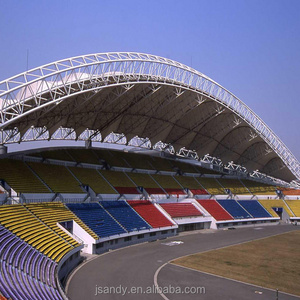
<box><xmin>0</xmin><ymin>52</ymin><xmax>300</xmax><ymax>300</ymax></box>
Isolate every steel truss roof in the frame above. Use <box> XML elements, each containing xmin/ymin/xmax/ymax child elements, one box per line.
<box><xmin>0</xmin><ymin>52</ymin><xmax>299</xmax><ymax>181</ymax></box>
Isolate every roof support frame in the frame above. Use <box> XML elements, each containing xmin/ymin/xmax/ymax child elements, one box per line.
<box><xmin>0</xmin><ymin>52</ymin><xmax>299</xmax><ymax>179</ymax></box>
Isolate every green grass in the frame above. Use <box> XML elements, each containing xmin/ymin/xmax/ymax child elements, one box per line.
<box><xmin>172</xmin><ymin>230</ymin><xmax>300</xmax><ymax>296</ymax></box>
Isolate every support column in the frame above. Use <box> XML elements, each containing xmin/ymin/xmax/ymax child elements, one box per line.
<box><xmin>0</xmin><ymin>145</ymin><xmax>7</xmax><ymax>155</ymax></box>
<box><xmin>85</xmin><ymin>140</ymin><xmax>92</xmax><ymax>149</ymax></box>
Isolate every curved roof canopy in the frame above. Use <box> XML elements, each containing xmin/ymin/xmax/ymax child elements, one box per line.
<box><xmin>0</xmin><ymin>52</ymin><xmax>299</xmax><ymax>182</ymax></box>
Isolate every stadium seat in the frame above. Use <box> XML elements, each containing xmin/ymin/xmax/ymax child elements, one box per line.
<box><xmin>0</xmin><ymin>159</ymin><xmax>49</xmax><ymax>193</ymax></box>
<box><xmin>69</xmin><ymin>167</ymin><xmax>117</xmax><ymax>194</ymax></box>
<box><xmin>27</xmin><ymin>162</ymin><xmax>84</xmax><ymax>193</ymax></box>
<box><xmin>160</xmin><ymin>203</ymin><xmax>202</xmax><ymax>218</ymax></box>
<box><xmin>280</xmin><ymin>188</ymin><xmax>300</xmax><ymax>196</ymax></box>
<box><xmin>197</xmin><ymin>200</ymin><xmax>233</xmax><ymax>221</ymax></box>
<box><xmin>174</xmin><ymin>175</ymin><xmax>208</xmax><ymax>195</ymax></box>
<box><xmin>100</xmin><ymin>201</ymin><xmax>151</xmax><ymax>232</ymax></box>
<box><xmin>67</xmin><ymin>203</ymin><xmax>126</xmax><ymax>238</ymax></box>
<box><xmin>241</xmin><ymin>180</ymin><xmax>276</xmax><ymax>195</ymax></box>
<box><xmin>0</xmin><ymin>204</ymin><xmax>76</xmax><ymax>262</ymax></box>
<box><xmin>196</xmin><ymin>178</ymin><xmax>226</xmax><ymax>195</ymax></box>
<box><xmin>258</xmin><ymin>200</ymin><xmax>294</xmax><ymax>217</ymax></box>
<box><xmin>237</xmin><ymin>200</ymin><xmax>272</xmax><ymax>218</ymax></box>
<box><xmin>127</xmin><ymin>173</ymin><xmax>165</xmax><ymax>194</ymax></box>
<box><xmin>217</xmin><ymin>178</ymin><xmax>250</xmax><ymax>195</ymax></box>
<box><xmin>127</xmin><ymin>200</ymin><xmax>174</xmax><ymax>228</ymax></box>
<box><xmin>217</xmin><ymin>200</ymin><xmax>252</xmax><ymax>219</ymax></box>
<box><xmin>0</xmin><ymin>224</ymin><xmax>64</xmax><ymax>300</ymax></box>
<box><xmin>285</xmin><ymin>200</ymin><xmax>300</xmax><ymax>217</ymax></box>
<box><xmin>25</xmin><ymin>202</ymin><xmax>98</xmax><ymax>240</ymax></box>
<box><xmin>99</xmin><ymin>170</ymin><xmax>136</xmax><ymax>189</ymax></box>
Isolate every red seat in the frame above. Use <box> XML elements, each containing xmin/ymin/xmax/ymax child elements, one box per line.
<box><xmin>197</xmin><ymin>199</ymin><xmax>233</xmax><ymax>221</ymax></box>
<box><xmin>160</xmin><ymin>203</ymin><xmax>202</xmax><ymax>218</ymax></box>
<box><xmin>127</xmin><ymin>200</ymin><xmax>174</xmax><ymax>228</ymax></box>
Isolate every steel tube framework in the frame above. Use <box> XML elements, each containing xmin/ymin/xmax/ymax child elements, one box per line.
<box><xmin>0</xmin><ymin>52</ymin><xmax>299</xmax><ymax>180</ymax></box>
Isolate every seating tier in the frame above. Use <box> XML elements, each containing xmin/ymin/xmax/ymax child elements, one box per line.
<box><xmin>285</xmin><ymin>200</ymin><xmax>300</xmax><ymax>217</ymax></box>
<box><xmin>160</xmin><ymin>203</ymin><xmax>202</xmax><ymax>218</ymax></box>
<box><xmin>0</xmin><ymin>159</ymin><xmax>49</xmax><ymax>193</ymax></box>
<box><xmin>127</xmin><ymin>200</ymin><xmax>174</xmax><ymax>228</ymax></box>
<box><xmin>69</xmin><ymin>167</ymin><xmax>116</xmax><ymax>194</ymax></box>
<box><xmin>0</xmin><ymin>205</ymin><xmax>74</xmax><ymax>262</ymax></box>
<box><xmin>217</xmin><ymin>179</ymin><xmax>250</xmax><ymax>195</ymax></box>
<box><xmin>0</xmin><ymin>225</ymin><xmax>63</xmax><ymax>300</ymax></box>
<box><xmin>258</xmin><ymin>200</ymin><xmax>294</xmax><ymax>217</ymax></box>
<box><xmin>217</xmin><ymin>200</ymin><xmax>252</xmax><ymax>219</ymax></box>
<box><xmin>151</xmin><ymin>174</ymin><xmax>183</xmax><ymax>190</ymax></box>
<box><xmin>100</xmin><ymin>201</ymin><xmax>151</xmax><ymax>232</ymax></box>
<box><xmin>237</xmin><ymin>200</ymin><xmax>272</xmax><ymax>218</ymax></box>
<box><xmin>66</xmin><ymin>203</ymin><xmax>126</xmax><ymax>238</ymax></box>
<box><xmin>28</xmin><ymin>162</ymin><xmax>83</xmax><ymax>193</ymax></box>
<box><xmin>25</xmin><ymin>202</ymin><xmax>98</xmax><ymax>240</ymax></box>
<box><xmin>67</xmin><ymin>149</ymin><xmax>100</xmax><ymax>165</ymax></box>
<box><xmin>128</xmin><ymin>173</ymin><xmax>161</xmax><ymax>188</ymax></box>
<box><xmin>196</xmin><ymin>178</ymin><xmax>225</xmax><ymax>195</ymax></box>
<box><xmin>175</xmin><ymin>175</ymin><xmax>207</xmax><ymax>193</ymax></box>
<box><xmin>99</xmin><ymin>170</ymin><xmax>135</xmax><ymax>188</ymax></box>
<box><xmin>241</xmin><ymin>180</ymin><xmax>276</xmax><ymax>195</ymax></box>
<box><xmin>197</xmin><ymin>200</ymin><xmax>233</xmax><ymax>221</ymax></box>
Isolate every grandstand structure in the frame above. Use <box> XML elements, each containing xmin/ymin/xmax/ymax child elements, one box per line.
<box><xmin>0</xmin><ymin>52</ymin><xmax>300</xmax><ymax>300</ymax></box>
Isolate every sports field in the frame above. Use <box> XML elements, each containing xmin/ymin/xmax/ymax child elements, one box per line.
<box><xmin>172</xmin><ymin>229</ymin><xmax>300</xmax><ymax>296</ymax></box>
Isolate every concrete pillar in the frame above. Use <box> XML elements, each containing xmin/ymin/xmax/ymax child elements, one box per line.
<box><xmin>0</xmin><ymin>145</ymin><xmax>7</xmax><ymax>155</ymax></box>
<box><xmin>85</xmin><ymin>140</ymin><xmax>92</xmax><ymax>149</ymax></box>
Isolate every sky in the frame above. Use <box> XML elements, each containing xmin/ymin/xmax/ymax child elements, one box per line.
<box><xmin>0</xmin><ymin>0</ymin><xmax>299</xmax><ymax>160</ymax></box>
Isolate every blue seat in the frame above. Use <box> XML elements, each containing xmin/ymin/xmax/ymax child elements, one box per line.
<box><xmin>217</xmin><ymin>200</ymin><xmax>252</xmax><ymax>219</ymax></box>
<box><xmin>101</xmin><ymin>201</ymin><xmax>151</xmax><ymax>232</ymax></box>
<box><xmin>66</xmin><ymin>203</ymin><xmax>126</xmax><ymax>238</ymax></box>
<box><xmin>238</xmin><ymin>200</ymin><xmax>272</xmax><ymax>218</ymax></box>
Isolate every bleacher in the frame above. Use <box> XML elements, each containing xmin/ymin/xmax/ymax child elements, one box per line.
<box><xmin>0</xmin><ymin>224</ymin><xmax>63</xmax><ymax>300</ymax></box>
<box><xmin>0</xmin><ymin>159</ymin><xmax>49</xmax><ymax>193</ymax></box>
<box><xmin>160</xmin><ymin>203</ymin><xmax>202</xmax><ymax>218</ymax></box>
<box><xmin>100</xmin><ymin>201</ymin><xmax>151</xmax><ymax>232</ymax></box>
<box><xmin>66</xmin><ymin>203</ymin><xmax>126</xmax><ymax>238</ymax></box>
<box><xmin>66</xmin><ymin>149</ymin><xmax>100</xmax><ymax>165</ymax></box>
<box><xmin>197</xmin><ymin>200</ymin><xmax>233</xmax><ymax>221</ymax></box>
<box><xmin>217</xmin><ymin>178</ymin><xmax>250</xmax><ymax>195</ymax></box>
<box><xmin>0</xmin><ymin>204</ymin><xmax>74</xmax><ymax>262</ymax></box>
<box><xmin>280</xmin><ymin>188</ymin><xmax>300</xmax><ymax>196</ymax></box>
<box><xmin>127</xmin><ymin>173</ymin><xmax>165</xmax><ymax>194</ymax></box>
<box><xmin>95</xmin><ymin>149</ymin><xmax>130</xmax><ymax>168</ymax></box>
<box><xmin>151</xmin><ymin>174</ymin><xmax>185</xmax><ymax>195</ymax></box>
<box><xmin>237</xmin><ymin>200</ymin><xmax>272</xmax><ymax>218</ymax></box>
<box><xmin>121</xmin><ymin>152</ymin><xmax>155</xmax><ymax>170</ymax></box>
<box><xmin>170</xmin><ymin>160</ymin><xmax>198</xmax><ymax>173</ymax></box>
<box><xmin>258</xmin><ymin>200</ymin><xmax>294</xmax><ymax>217</ymax></box>
<box><xmin>28</xmin><ymin>162</ymin><xmax>84</xmax><ymax>193</ymax></box>
<box><xmin>99</xmin><ymin>170</ymin><xmax>136</xmax><ymax>192</ymax></box>
<box><xmin>217</xmin><ymin>200</ymin><xmax>252</xmax><ymax>219</ymax></box>
<box><xmin>197</xmin><ymin>178</ymin><xmax>226</xmax><ymax>195</ymax></box>
<box><xmin>29</xmin><ymin>149</ymin><xmax>74</xmax><ymax>162</ymax></box>
<box><xmin>285</xmin><ymin>200</ymin><xmax>300</xmax><ymax>217</ymax></box>
<box><xmin>174</xmin><ymin>175</ymin><xmax>208</xmax><ymax>195</ymax></box>
<box><xmin>69</xmin><ymin>167</ymin><xmax>116</xmax><ymax>194</ymax></box>
<box><xmin>25</xmin><ymin>202</ymin><xmax>98</xmax><ymax>240</ymax></box>
<box><xmin>241</xmin><ymin>180</ymin><xmax>276</xmax><ymax>195</ymax></box>
<box><xmin>127</xmin><ymin>200</ymin><xmax>174</xmax><ymax>228</ymax></box>
<box><xmin>148</xmin><ymin>156</ymin><xmax>174</xmax><ymax>172</ymax></box>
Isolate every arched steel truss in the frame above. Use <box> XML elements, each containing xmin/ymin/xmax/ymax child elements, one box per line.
<box><xmin>0</xmin><ymin>52</ymin><xmax>299</xmax><ymax>180</ymax></box>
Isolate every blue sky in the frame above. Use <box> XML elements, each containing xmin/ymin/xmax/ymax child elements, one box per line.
<box><xmin>0</xmin><ymin>0</ymin><xmax>299</xmax><ymax>160</ymax></box>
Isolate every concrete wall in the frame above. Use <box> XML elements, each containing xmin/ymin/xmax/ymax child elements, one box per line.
<box><xmin>94</xmin><ymin>229</ymin><xmax>177</xmax><ymax>254</ymax></box>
